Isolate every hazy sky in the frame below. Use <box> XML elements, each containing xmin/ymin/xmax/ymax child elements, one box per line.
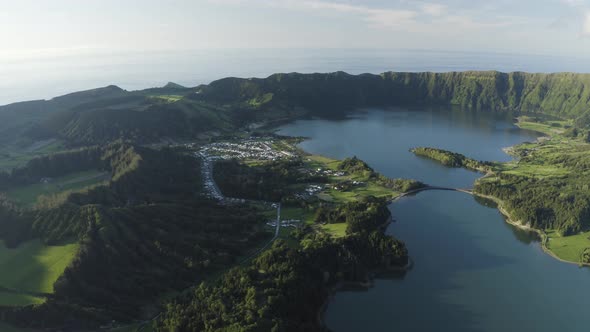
<box><xmin>2</xmin><ymin>0</ymin><xmax>590</xmax><ymax>59</ymax></box>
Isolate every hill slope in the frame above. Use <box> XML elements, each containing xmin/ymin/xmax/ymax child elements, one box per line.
<box><xmin>195</xmin><ymin>71</ymin><xmax>590</xmax><ymax>126</ymax></box>
<box><xmin>4</xmin><ymin>71</ymin><xmax>590</xmax><ymax>151</ymax></box>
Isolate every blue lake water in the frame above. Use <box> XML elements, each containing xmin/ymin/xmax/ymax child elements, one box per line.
<box><xmin>277</xmin><ymin>108</ymin><xmax>590</xmax><ymax>332</ymax></box>
<box><xmin>279</xmin><ymin>108</ymin><xmax>540</xmax><ymax>188</ymax></box>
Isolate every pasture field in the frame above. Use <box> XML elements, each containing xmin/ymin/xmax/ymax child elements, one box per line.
<box><xmin>546</xmin><ymin>230</ymin><xmax>590</xmax><ymax>263</ymax></box>
<box><xmin>0</xmin><ymin>240</ymin><xmax>79</xmax><ymax>306</ymax></box>
<box><xmin>322</xmin><ymin>223</ymin><xmax>347</xmax><ymax>238</ymax></box>
<box><xmin>4</xmin><ymin>170</ymin><xmax>109</xmax><ymax>206</ymax></box>
<box><xmin>0</xmin><ymin>139</ymin><xmax>65</xmax><ymax>171</ymax></box>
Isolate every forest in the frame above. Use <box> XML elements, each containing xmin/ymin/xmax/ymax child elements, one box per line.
<box><xmin>0</xmin><ymin>143</ymin><xmax>269</xmax><ymax>330</ymax></box>
<box><xmin>476</xmin><ymin>170</ymin><xmax>590</xmax><ymax>236</ymax></box>
<box><xmin>213</xmin><ymin>158</ymin><xmax>327</xmax><ymax>202</ymax></box>
<box><xmin>155</xmin><ymin>197</ymin><xmax>408</xmax><ymax>332</ymax></box>
<box><xmin>411</xmin><ymin>147</ymin><xmax>491</xmax><ymax>172</ymax></box>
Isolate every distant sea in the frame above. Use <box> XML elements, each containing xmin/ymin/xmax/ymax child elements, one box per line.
<box><xmin>2</xmin><ymin>48</ymin><xmax>590</xmax><ymax>106</ymax></box>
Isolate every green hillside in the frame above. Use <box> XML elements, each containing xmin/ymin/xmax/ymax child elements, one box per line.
<box><xmin>0</xmin><ymin>240</ymin><xmax>78</xmax><ymax>306</ymax></box>
<box><xmin>0</xmin><ymin>143</ymin><xmax>269</xmax><ymax>330</ymax></box>
<box><xmin>4</xmin><ymin>71</ymin><xmax>590</xmax><ymax>157</ymax></box>
<box><xmin>195</xmin><ymin>71</ymin><xmax>590</xmax><ymax>126</ymax></box>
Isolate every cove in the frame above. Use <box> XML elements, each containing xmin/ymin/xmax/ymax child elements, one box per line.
<box><xmin>277</xmin><ymin>108</ymin><xmax>590</xmax><ymax>332</ymax></box>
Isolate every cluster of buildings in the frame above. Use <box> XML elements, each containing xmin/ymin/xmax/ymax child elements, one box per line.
<box><xmin>306</xmin><ymin>184</ymin><xmax>324</xmax><ymax>194</ymax></box>
<box><xmin>197</xmin><ymin>151</ymin><xmax>255</xmax><ymax>205</ymax></box>
<box><xmin>199</xmin><ymin>154</ymin><xmax>225</xmax><ymax>201</ymax></box>
<box><xmin>331</xmin><ymin>180</ymin><xmax>365</xmax><ymax>191</ymax></box>
<box><xmin>304</xmin><ymin>167</ymin><xmax>346</xmax><ymax>177</ymax></box>
<box><xmin>199</xmin><ymin>140</ymin><xmax>295</xmax><ymax>161</ymax></box>
<box><xmin>292</xmin><ymin>184</ymin><xmax>326</xmax><ymax>201</ymax></box>
<box><xmin>266</xmin><ymin>219</ymin><xmax>302</xmax><ymax>228</ymax></box>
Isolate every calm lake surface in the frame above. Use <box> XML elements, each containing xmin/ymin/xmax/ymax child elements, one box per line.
<box><xmin>278</xmin><ymin>108</ymin><xmax>590</xmax><ymax>332</ymax></box>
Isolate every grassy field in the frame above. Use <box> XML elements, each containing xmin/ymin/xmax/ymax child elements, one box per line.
<box><xmin>294</xmin><ymin>153</ymin><xmax>400</xmax><ymax>238</ymax></box>
<box><xmin>516</xmin><ymin>118</ymin><xmax>569</xmax><ymax>136</ymax></box>
<box><xmin>490</xmin><ymin>118</ymin><xmax>590</xmax><ymax>264</ymax></box>
<box><xmin>546</xmin><ymin>230</ymin><xmax>590</xmax><ymax>263</ymax></box>
<box><xmin>303</xmin><ymin>154</ymin><xmax>399</xmax><ymax>204</ymax></box>
<box><xmin>280</xmin><ymin>206</ymin><xmax>315</xmax><ymax>224</ymax></box>
<box><xmin>0</xmin><ymin>291</ymin><xmax>45</xmax><ymax>306</ymax></box>
<box><xmin>0</xmin><ymin>139</ymin><xmax>65</xmax><ymax>171</ymax></box>
<box><xmin>495</xmin><ymin>161</ymin><xmax>571</xmax><ymax>179</ymax></box>
<box><xmin>305</xmin><ymin>154</ymin><xmax>341</xmax><ymax>170</ymax></box>
<box><xmin>4</xmin><ymin>170</ymin><xmax>109</xmax><ymax>206</ymax></box>
<box><xmin>322</xmin><ymin>223</ymin><xmax>347</xmax><ymax>238</ymax></box>
<box><xmin>149</xmin><ymin>95</ymin><xmax>183</xmax><ymax>103</ymax></box>
<box><xmin>490</xmin><ymin>121</ymin><xmax>587</xmax><ymax>179</ymax></box>
<box><xmin>0</xmin><ymin>240</ymin><xmax>79</xmax><ymax>306</ymax></box>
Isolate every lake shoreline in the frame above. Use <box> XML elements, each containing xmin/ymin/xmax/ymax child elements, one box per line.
<box><xmin>317</xmin><ymin>256</ymin><xmax>414</xmax><ymax>330</ymax></box>
<box><xmin>472</xmin><ymin>191</ymin><xmax>590</xmax><ymax>268</ymax></box>
<box><xmin>279</xmin><ymin>109</ymin><xmax>590</xmax><ymax>331</ymax></box>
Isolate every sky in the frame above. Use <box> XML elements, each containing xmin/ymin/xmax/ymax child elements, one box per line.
<box><xmin>2</xmin><ymin>0</ymin><xmax>590</xmax><ymax>60</ymax></box>
<box><xmin>3</xmin><ymin>0</ymin><xmax>590</xmax><ymax>105</ymax></box>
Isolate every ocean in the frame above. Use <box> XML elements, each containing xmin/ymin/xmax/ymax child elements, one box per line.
<box><xmin>2</xmin><ymin>48</ymin><xmax>590</xmax><ymax>106</ymax></box>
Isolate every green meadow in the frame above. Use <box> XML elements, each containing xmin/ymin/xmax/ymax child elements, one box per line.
<box><xmin>322</xmin><ymin>223</ymin><xmax>347</xmax><ymax>238</ymax></box>
<box><xmin>0</xmin><ymin>139</ymin><xmax>65</xmax><ymax>172</ymax></box>
<box><xmin>148</xmin><ymin>94</ymin><xmax>184</xmax><ymax>103</ymax></box>
<box><xmin>483</xmin><ymin>118</ymin><xmax>590</xmax><ymax>264</ymax></box>
<box><xmin>0</xmin><ymin>240</ymin><xmax>79</xmax><ymax>306</ymax></box>
<box><xmin>304</xmin><ymin>154</ymin><xmax>399</xmax><ymax>204</ymax></box>
<box><xmin>4</xmin><ymin>170</ymin><xmax>109</xmax><ymax>206</ymax></box>
<box><xmin>546</xmin><ymin>230</ymin><xmax>590</xmax><ymax>264</ymax></box>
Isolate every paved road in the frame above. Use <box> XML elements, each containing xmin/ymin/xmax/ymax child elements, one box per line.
<box><xmin>392</xmin><ymin>185</ymin><xmax>473</xmax><ymax>202</ymax></box>
<box><xmin>135</xmin><ymin>155</ymin><xmax>288</xmax><ymax>332</ymax></box>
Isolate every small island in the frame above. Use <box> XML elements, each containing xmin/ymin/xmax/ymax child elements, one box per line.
<box><xmin>410</xmin><ymin>147</ymin><xmax>491</xmax><ymax>172</ymax></box>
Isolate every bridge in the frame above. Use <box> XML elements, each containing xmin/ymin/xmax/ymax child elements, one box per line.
<box><xmin>391</xmin><ymin>186</ymin><xmax>473</xmax><ymax>202</ymax></box>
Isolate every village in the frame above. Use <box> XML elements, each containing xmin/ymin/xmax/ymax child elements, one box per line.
<box><xmin>194</xmin><ymin>139</ymin><xmax>306</xmax><ymax>230</ymax></box>
<box><xmin>194</xmin><ymin>139</ymin><xmax>296</xmax><ymax>161</ymax></box>
<box><xmin>192</xmin><ymin>138</ymin><xmax>376</xmax><ymax>235</ymax></box>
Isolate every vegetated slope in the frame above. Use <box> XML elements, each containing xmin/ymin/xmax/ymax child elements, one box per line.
<box><xmin>0</xmin><ymin>143</ymin><xmax>268</xmax><ymax>330</ymax></box>
<box><xmin>6</xmin><ymin>71</ymin><xmax>590</xmax><ymax>149</ymax></box>
<box><xmin>155</xmin><ymin>197</ymin><xmax>408</xmax><ymax>332</ymax></box>
<box><xmin>411</xmin><ymin>147</ymin><xmax>491</xmax><ymax>172</ymax></box>
<box><xmin>0</xmin><ymin>83</ymin><xmax>239</xmax><ymax>148</ymax></box>
<box><xmin>195</xmin><ymin>71</ymin><xmax>590</xmax><ymax>126</ymax></box>
<box><xmin>29</xmin><ymin>85</ymin><xmax>236</xmax><ymax>145</ymax></box>
<box><xmin>411</xmin><ymin>134</ymin><xmax>590</xmax><ymax>237</ymax></box>
<box><xmin>0</xmin><ymin>86</ymin><xmax>130</xmax><ymax>142</ymax></box>
<box><xmin>475</xmin><ymin>132</ymin><xmax>590</xmax><ymax>236</ymax></box>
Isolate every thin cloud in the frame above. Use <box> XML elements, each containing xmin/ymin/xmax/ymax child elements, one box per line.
<box><xmin>584</xmin><ymin>12</ymin><xmax>590</xmax><ymax>35</ymax></box>
<box><xmin>558</xmin><ymin>0</ymin><xmax>590</xmax><ymax>36</ymax></box>
<box><xmin>276</xmin><ymin>1</ymin><xmax>419</xmax><ymax>28</ymax></box>
<box><xmin>207</xmin><ymin>0</ymin><xmax>518</xmax><ymax>32</ymax></box>
<box><xmin>421</xmin><ymin>3</ymin><xmax>447</xmax><ymax>17</ymax></box>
